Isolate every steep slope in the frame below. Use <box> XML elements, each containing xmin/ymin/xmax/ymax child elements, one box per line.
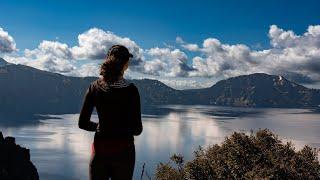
<box><xmin>130</xmin><ymin>79</ymin><xmax>187</xmax><ymax>106</ymax></box>
<box><xmin>0</xmin><ymin>63</ymin><xmax>94</xmax><ymax>115</ymax></box>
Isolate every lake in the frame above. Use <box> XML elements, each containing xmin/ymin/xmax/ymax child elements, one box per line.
<box><xmin>1</xmin><ymin>105</ymin><xmax>320</xmax><ymax>179</ymax></box>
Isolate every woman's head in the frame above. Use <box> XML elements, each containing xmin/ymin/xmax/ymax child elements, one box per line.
<box><xmin>100</xmin><ymin>45</ymin><xmax>133</xmax><ymax>83</ymax></box>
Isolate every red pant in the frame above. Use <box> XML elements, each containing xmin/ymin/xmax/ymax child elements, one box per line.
<box><xmin>90</xmin><ymin>140</ymin><xmax>135</xmax><ymax>180</ymax></box>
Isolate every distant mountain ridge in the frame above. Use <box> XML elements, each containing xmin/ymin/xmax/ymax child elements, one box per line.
<box><xmin>0</xmin><ymin>58</ymin><xmax>319</xmax><ymax>119</ymax></box>
<box><xmin>185</xmin><ymin>73</ymin><xmax>320</xmax><ymax>107</ymax></box>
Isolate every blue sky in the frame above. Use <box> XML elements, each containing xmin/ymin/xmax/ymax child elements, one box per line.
<box><xmin>2</xmin><ymin>0</ymin><xmax>319</xmax><ymax>49</ymax></box>
<box><xmin>1</xmin><ymin>0</ymin><xmax>320</xmax><ymax>89</ymax></box>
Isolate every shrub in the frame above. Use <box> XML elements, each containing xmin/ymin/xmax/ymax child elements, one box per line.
<box><xmin>155</xmin><ymin>129</ymin><xmax>320</xmax><ymax>179</ymax></box>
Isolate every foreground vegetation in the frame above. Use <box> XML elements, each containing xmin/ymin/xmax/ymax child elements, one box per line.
<box><xmin>155</xmin><ymin>129</ymin><xmax>320</xmax><ymax>179</ymax></box>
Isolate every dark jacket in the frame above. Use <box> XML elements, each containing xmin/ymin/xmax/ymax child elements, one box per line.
<box><xmin>78</xmin><ymin>78</ymin><xmax>143</xmax><ymax>142</ymax></box>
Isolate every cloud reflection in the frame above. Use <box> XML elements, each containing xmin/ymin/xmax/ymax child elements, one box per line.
<box><xmin>1</xmin><ymin>106</ymin><xmax>320</xmax><ymax>179</ymax></box>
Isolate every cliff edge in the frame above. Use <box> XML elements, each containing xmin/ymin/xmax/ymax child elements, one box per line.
<box><xmin>0</xmin><ymin>131</ymin><xmax>39</xmax><ymax>180</ymax></box>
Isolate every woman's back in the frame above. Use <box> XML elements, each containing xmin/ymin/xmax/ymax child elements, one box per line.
<box><xmin>79</xmin><ymin>78</ymin><xmax>142</xmax><ymax>140</ymax></box>
<box><xmin>90</xmin><ymin>78</ymin><xmax>142</xmax><ymax>140</ymax></box>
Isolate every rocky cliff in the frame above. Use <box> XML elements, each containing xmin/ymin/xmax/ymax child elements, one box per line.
<box><xmin>0</xmin><ymin>132</ymin><xmax>39</xmax><ymax>180</ymax></box>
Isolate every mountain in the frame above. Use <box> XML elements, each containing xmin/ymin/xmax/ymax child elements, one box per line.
<box><xmin>130</xmin><ymin>79</ymin><xmax>189</xmax><ymax>105</ymax></box>
<box><xmin>0</xmin><ymin>63</ymin><xmax>94</xmax><ymax>116</ymax></box>
<box><xmin>0</xmin><ymin>58</ymin><xmax>320</xmax><ymax>121</ymax></box>
<box><xmin>185</xmin><ymin>73</ymin><xmax>320</xmax><ymax>108</ymax></box>
<box><xmin>0</xmin><ymin>61</ymin><xmax>187</xmax><ymax>118</ymax></box>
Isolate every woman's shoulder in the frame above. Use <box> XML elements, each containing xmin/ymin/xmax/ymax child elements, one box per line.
<box><xmin>89</xmin><ymin>78</ymin><xmax>100</xmax><ymax>90</ymax></box>
<box><xmin>89</xmin><ymin>77</ymin><xmax>138</xmax><ymax>92</ymax></box>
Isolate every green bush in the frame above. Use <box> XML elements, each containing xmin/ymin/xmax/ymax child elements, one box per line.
<box><xmin>155</xmin><ymin>129</ymin><xmax>320</xmax><ymax>179</ymax></box>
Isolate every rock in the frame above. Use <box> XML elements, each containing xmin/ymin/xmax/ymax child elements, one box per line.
<box><xmin>0</xmin><ymin>131</ymin><xmax>39</xmax><ymax>180</ymax></box>
<box><xmin>0</xmin><ymin>132</ymin><xmax>3</xmax><ymax>141</ymax></box>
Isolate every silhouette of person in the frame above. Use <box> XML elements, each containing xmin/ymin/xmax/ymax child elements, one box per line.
<box><xmin>78</xmin><ymin>45</ymin><xmax>143</xmax><ymax>180</ymax></box>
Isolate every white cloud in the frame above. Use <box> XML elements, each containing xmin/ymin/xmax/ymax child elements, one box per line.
<box><xmin>307</xmin><ymin>25</ymin><xmax>320</xmax><ymax>36</ymax></box>
<box><xmin>25</xmin><ymin>40</ymin><xmax>76</xmax><ymax>73</ymax></box>
<box><xmin>5</xmin><ymin>40</ymin><xmax>76</xmax><ymax>74</ymax></box>
<box><xmin>186</xmin><ymin>25</ymin><xmax>320</xmax><ymax>84</ymax></box>
<box><xmin>70</xmin><ymin>62</ymin><xmax>100</xmax><ymax>77</ymax></box>
<box><xmin>143</xmin><ymin>59</ymin><xmax>166</xmax><ymax>76</ymax></box>
<box><xmin>3</xmin><ymin>28</ymin><xmax>145</xmax><ymax>76</ymax></box>
<box><xmin>3</xmin><ymin>25</ymin><xmax>320</xmax><ymax>89</ymax></box>
<box><xmin>156</xmin><ymin>77</ymin><xmax>215</xmax><ymax>90</ymax></box>
<box><xmin>189</xmin><ymin>38</ymin><xmax>253</xmax><ymax>77</ymax></box>
<box><xmin>143</xmin><ymin>47</ymin><xmax>192</xmax><ymax>77</ymax></box>
<box><xmin>25</xmin><ymin>40</ymin><xmax>72</xmax><ymax>59</ymax></box>
<box><xmin>177</xmin><ymin>36</ymin><xmax>200</xmax><ymax>52</ymax></box>
<box><xmin>175</xmin><ymin>36</ymin><xmax>184</xmax><ymax>44</ymax></box>
<box><xmin>71</xmin><ymin>28</ymin><xmax>144</xmax><ymax>65</ymax></box>
<box><xmin>0</xmin><ymin>27</ymin><xmax>17</xmax><ymax>53</ymax></box>
<box><xmin>182</xmin><ymin>43</ymin><xmax>199</xmax><ymax>51</ymax></box>
<box><xmin>3</xmin><ymin>27</ymin><xmax>194</xmax><ymax>79</ymax></box>
<box><xmin>269</xmin><ymin>25</ymin><xmax>299</xmax><ymax>48</ymax></box>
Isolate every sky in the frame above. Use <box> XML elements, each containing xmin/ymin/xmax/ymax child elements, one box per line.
<box><xmin>1</xmin><ymin>0</ymin><xmax>320</xmax><ymax>89</ymax></box>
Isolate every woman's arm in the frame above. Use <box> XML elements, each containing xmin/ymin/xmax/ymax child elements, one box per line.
<box><xmin>78</xmin><ymin>84</ymin><xmax>98</xmax><ymax>131</ymax></box>
<box><xmin>130</xmin><ymin>85</ymin><xmax>143</xmax><ymax>135</ymax></box>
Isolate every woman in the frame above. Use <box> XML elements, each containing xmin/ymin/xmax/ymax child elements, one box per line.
<box><xmin>78</xmin><ymin>45</ymin><xmax>143</xmax><ymax>180</ymax></box>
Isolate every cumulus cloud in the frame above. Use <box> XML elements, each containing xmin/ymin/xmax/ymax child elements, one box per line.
<box><xmin>188</xmin><ymin>38</ymin><xmax>254</xmax><ymax>77</ymax></box>
<box><xmin>269</xmin><ymin>25</ymin><xmax>320</xmax><ymax>49</ymax></box>
<box><xmin>3</xmin><ymin>28</ymin><xmax>145</xmax><ymax>76</ymax></box>
<box><xmin>176</xmin><ymin>36</ymin><xmax>200</xmax><ymax>51</ymax></box>
<box><xmin>182</xmin><ymin>43</ymin><xmax>199</xmax><ymax>51</ymax></box>
<box><xmin>3</xmin><ymin>25</ymin><xmax>320</xmax><ymax>88</ymax></box>
<box><xmin>25</xmin><ymin>40</ymin><xmax>76</xmax><ymax>73</ymax></box>
<box><xmin>261</xmin><ymin>25</ymin><xmax>320</xmax><ymax>82</ymax></box>
<box><xmin>70</xmin><ymin>62</ymin><xmax>100</xmax><ymax>77</ymax></box>
<box><xmin>71</xmin><ymin>28</ymin><xmax>144</xmax><ymax>65</ymax></box>
<box><xmin>143</xmin><ymin>47</ymin><xmax>193</xmax><ymax>77</ymax></box>
<box><xmin>4</xmin><ymin>40</ymin><xmax>76</xmax><ymax>74</ymax></box>
<box><xmin>0</xmin><ymin>27</ymin><xmax>17</xmax><ymax>53</ymax></box>
<box><xmin>25</xmin><ymin>40</ymin><xmax>72</xmax><ymax>59</ymax></box>
<box><xmin>142</xmin><ymin>59</ymin><xmax>166</xmax><ymax>76</ymax></box>
<box><xmin>186</xmin><ymin>25</ymin><xmax>320</xmax><ymax>84</ymax></box>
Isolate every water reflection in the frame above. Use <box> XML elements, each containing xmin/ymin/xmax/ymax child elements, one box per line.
<box><xmin>1</xmin><ymin>105</ymin><xmax>320</xmax><ymax>179</ymax></box>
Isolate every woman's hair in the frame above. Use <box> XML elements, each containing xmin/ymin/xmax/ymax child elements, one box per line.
<box><xmin>100</xmin><ymin>45</ymin><xmax>132</xmax><ymax>83</ymax></box>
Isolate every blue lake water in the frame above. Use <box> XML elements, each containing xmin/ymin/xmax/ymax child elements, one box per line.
<box><xmin>1</xmin><ymin>105</ymin><xmax>320</xmax><ymax>179</ymax></box>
